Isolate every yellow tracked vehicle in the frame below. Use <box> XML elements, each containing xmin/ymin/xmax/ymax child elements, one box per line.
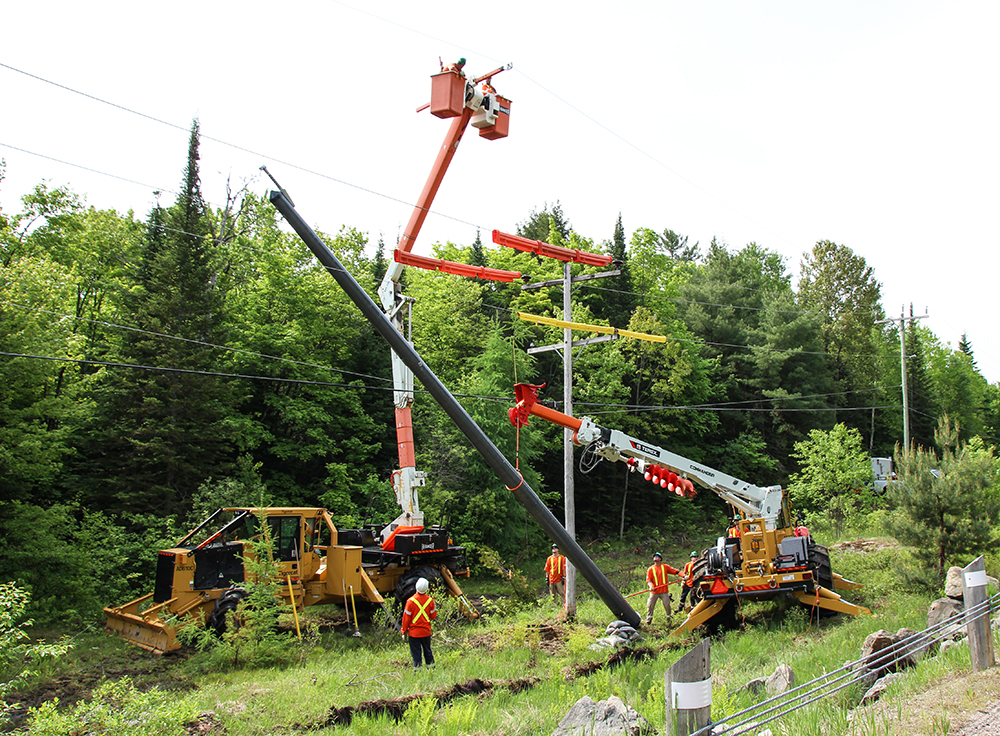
<box><xmin>104</xmin><ymin>507</ymin><xmax>475</xmax><ymax>653</ymax></box>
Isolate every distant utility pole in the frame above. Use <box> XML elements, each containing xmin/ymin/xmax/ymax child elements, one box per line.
<box><xmin>877</xmin><ymin>305</ymin><xmax>928</xmax><ymax>449</ymax></box>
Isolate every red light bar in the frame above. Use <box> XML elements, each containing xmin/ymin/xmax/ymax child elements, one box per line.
<box><xmin>492</xmin><ymin>230</ymin><xmax>613</xmax><ymax>267</ymax></box>
<box><xmin>393</xmin><ymin>249</ymin><xmax>522</xmax><ymax>283</ymax></box>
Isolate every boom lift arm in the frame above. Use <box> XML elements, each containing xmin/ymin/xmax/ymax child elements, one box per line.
<box><xmin>376</xmin><ymin>61</ymin><xmax>512</xmax><ymax>540</ymax></box>
<box><xmin>509</xmin><ymin>383</ymin><xmax>786</xmax><ymax>528</ymax></box>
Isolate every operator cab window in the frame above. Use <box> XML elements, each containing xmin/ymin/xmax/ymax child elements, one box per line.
<box><xmin>268</xmin><ymin>516</ymin><xmax>301</xmax><ymax>562</ymax></box>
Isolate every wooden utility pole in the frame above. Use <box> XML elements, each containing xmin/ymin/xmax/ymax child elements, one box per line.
<box><xmin>524</xmin><ymin>264</ymin><xmax>621</xmax><ymax>619</ymax></box>
<box><xmin>876</xmin><ymin>305</ymin><xmax>928</xmax><ymax>449</ymax></box>
<box><xmin>963</xmin><ymin>555</ymin><xmax>996</xmax><ymax>671</ymax></box>
<box><xmin>665</xmin><ymin>638</ymin><xmax>712</xmax><ymax>735</ymax></box>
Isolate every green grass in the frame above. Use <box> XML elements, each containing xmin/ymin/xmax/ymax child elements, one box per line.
<box><xmin>10</xmin><ymin>537</ymin><xmax>994</xmax><ymax>736</ymax></box>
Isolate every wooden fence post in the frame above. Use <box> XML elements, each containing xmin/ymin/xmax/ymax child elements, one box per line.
<box><xmin>962</xmin><ymin>555</ymin><xmax>995</xmax><ymax>672</ymax></box>
<box><xmin>665</xmin><ymin>638</ymin><xmax>712</xmax><ymax>736</ymax></box>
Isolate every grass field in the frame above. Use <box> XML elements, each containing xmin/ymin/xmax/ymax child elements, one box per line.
<box><xmin>5</xmin><ymin>535</ymin><xmax>999</xmax><ymax>735</ymax></box>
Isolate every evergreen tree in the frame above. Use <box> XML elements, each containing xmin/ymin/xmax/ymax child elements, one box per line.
<box><xmin>586</xmin><ymin>213</ymin><xmax>636</xmax><ymax>328</ymax></box>
<box><xmin>886</xmin><ymin>418</ymin><xmax>1000</xmax><ymax>584</ymax></box>
<box><xmin>86</xmin><ymin>120</ymin><xmax>235</xmax><ymax>516</ymax></box>
<box><xmin>904</xmin><ymin>318</ymin><xmax>938</xmax><ymax>450</ymax></box>
<box><xmin>469</xmin><ymin>229</ymin><xmax>486</xmax><ymax>267</ymax></box>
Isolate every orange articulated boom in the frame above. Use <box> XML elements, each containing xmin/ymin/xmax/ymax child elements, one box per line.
<box><xmin>509</xmin><ymin>382</ymin><xmax>583</xmax><ymax>435</ymax></box>
<box><xmin>492</xmin><ymin>230</ymin><xmax>613</xmax><ymax>267</ymax></box>
<box><xmin>393</xmin><ymin>249</ymin><xmax>521</xmax><ymax>283</ymax></box>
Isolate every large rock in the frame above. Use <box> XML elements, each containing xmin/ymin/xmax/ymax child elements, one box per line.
<box><xmin>945</xmin><ymin>566</ymin><xmax>965</xmax><ymax>598</ymax></box>
<box><xmin>927</xmin><ymin>597</ymin><xmax>964</xmax><ymax>638</ymax></box>
<box><xmin>739</xmin><ymin>664</ymin><xmax>796</xmax><ymax>698</ymax></box>
<box><xmin>859</xmin><ymin>672</ymin><xmax>903</xmax><ymax>705</ymax></box>
<box><xmin>552</xmin><ymin>695</ymin><xmax>654</xmax><ymax>736</ymax></box>
<box><xmin>765</xmin><ymin>664</ymin><xmax>796</xmax><ymax>696</ymax></box>
<box><xmin>860</xmin><ymin>629</ymin><xmax>922</xmax><ymax>676</ymax></box>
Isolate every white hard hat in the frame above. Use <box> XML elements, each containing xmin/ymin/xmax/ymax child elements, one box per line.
<box><xmin>415</xmin><ymin>577</ymin><xmax>429</xmax><ymax>594</ymax></box>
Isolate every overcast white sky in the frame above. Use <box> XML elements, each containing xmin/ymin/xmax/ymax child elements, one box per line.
<box><xmin>3</xmin><ymin>1</ymin><xmax>998</xmax><ymax>384</ymax></box>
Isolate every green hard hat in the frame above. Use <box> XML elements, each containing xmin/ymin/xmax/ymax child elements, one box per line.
<box><xmin>690</xmin><ymin>551</ymin><xmax>698</xmax><ymax>558</ymax></box>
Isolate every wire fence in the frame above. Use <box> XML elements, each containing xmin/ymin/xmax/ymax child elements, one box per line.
<box><xmin>689</xmin><ymin>590</ymin><xmax>1000</xmax><ymax>736</ymax></box>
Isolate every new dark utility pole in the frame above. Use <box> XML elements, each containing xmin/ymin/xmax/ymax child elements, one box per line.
<box><xmin>269</xmin><ymin>190</ymin><xmax>640</xmax><ymax>629</ymax></box>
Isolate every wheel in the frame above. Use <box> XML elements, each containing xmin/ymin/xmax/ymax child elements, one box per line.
<box><xmin>393</xmin><ymin>565</ymin><xmax>443</xmax><ymax>608</ymax></box>
<box><xmin>800</xmin><ymin>543</ymin><xmax>837</xmax><ymax>618</ymax></box>
<box><xmin>705</xmin><ymin>599</ymin><xmax>738</xmax><ymax>636</ymax></box>
<box><xmin>208</xmin><ymin>587</ymin><xmax>247</xmax><ymax>636</ymax></box>
<box><xmin>686</xmin><ymin>555</ymin><xmax>709</xmax><ymax>608</ymax></box>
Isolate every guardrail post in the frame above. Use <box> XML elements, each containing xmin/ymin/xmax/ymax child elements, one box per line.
<box><xmin>666</xmin><ymin>638</ymin><xmax>712</xmax><ymax>735</ymax></box>
<box><xmin>962</xmin><ymin>555</ymin><xmax>995</xmax><ymax>671</ymax></box>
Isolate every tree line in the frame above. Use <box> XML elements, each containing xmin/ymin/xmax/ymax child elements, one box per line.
<box><xmin>2</xmin><ymin>123</ymin><xmax>998</xmax><ymax>620</ymax></box>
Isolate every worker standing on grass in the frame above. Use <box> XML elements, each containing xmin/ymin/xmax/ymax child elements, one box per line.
<box><xmin>645</xmin><ymin>552</ymin><xmax>680</xmax><ymax>625</ymax></box>
<box><xmin>678</xmin><ymin>551</ymin><xmax>699</xmax><ymax>613</ymax></box>
<box><xmin>401</xmin><ymin>577</ymin><xmax>437</xmax><ymax>669</ymax></box>
<box><xmin>544</xmin><ymin>544</ymin><xmax>567</xmax><ymax>604</ymax></box>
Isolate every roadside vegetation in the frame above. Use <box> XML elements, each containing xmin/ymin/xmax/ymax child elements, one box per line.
<box><xmin>4</xmin><ymin>500</ymin><xmax>999</xmax><ymax>735</ymax></box>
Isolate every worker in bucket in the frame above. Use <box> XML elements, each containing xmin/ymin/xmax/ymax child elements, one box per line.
<box><xmin>678</xmin><ymin>551</ymin><xmax>699</xmax><ymax>613</ymax></box>
<box><xmin>645</xmin><ymin>552</ymin><xmax>680</xmax><ymax>625</ymax></box>
<box><xmin>401</xmin><ymin>577</ymin><xmax>437</xmax><ymax>668</ymax></box>
<box><xmin>544</xmin><ymin>543</ymin><xmax>567</xmax><ymax>604</ymax></box>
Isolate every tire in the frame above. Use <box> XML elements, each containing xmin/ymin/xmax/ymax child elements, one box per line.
<box><xmin>393</xmin><ymin>565</ymin><xmax>443</xmax><ymax>608</ymax></box>
<box><xmin>705</xmin><ymin>598</ymin><xmax>737</xmax><ymax>636</ymax></box>
<box><xmin>208</xmin><ymin>587</ymin><xmax>247</xmax><ymax>636</ymax></box>
<box><xmin>687</xmin><ymin>555</ymin><xmax>709</xmax><ymax>608</ymax></box>
<box><xmin>801</xmin><ymin>543</ymin><xmax>837</xmax><ymax>618</ymax></box>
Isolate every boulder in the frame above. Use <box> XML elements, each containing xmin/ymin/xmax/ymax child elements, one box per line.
<box><xmin>860</xmin><ymin>629</ymin><xmax>922</xmax><ymax>676</ymax></box>
<box><xmin>765</xmin><ymin>664</ymin><xmax>796</xmax><ymax>696</ymax></box>
<box><xmin>945</xmin><ymin>566</ymin><xmax>965</xmax><ymax>599</ymax></box>
<box><xmin>552</xmin><ymin>695</ymin><xmax>654</xmax><ymax>736</ymax></box>
<box><xmin>927</xmin><ymin>598</ymin><xmax>964</xmax><ymax>638</ymax></box>
<box><xmin>741</xmin><ymin>677</ymin><xmax>766</xmax><ymax>697</ymax></box>
<box><xmin>859</xmin><ymin>672</ymin><xmax>903</xmax><ymax>705</ymax></box>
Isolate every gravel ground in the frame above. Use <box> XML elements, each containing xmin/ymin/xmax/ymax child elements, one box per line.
<box><xmin>952</xmin><ymin>699</ymin><xmax>1000</xmax><ymax>736</ymax></box>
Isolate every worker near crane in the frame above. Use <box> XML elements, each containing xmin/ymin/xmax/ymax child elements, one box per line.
<box><xmin>728</xmin><ymin>515</ymin><xmax>742</xmax><ymax>538</ymax></box>
<box><xmin>678</xmin><ymin>551</ymin><xmax>699</xmax><ymax>613</ymax></box>
<box><xmin>645</xmin><ymin>552</ymin><xmax>680</xmax><ymax>625</ymax></box>
<box><xmin>401</xmin><ymin>577</ymin><xmax>437</xmax><ymax>669</ymax></box>
<box><xmin>544</xmin><ymin>544</ymin><xmax>567</xmax><ymax>604</ymax></box>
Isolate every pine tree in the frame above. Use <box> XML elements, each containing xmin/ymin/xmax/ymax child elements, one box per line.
<box><xmin>886</xmin><ymin>418</ymin><xmax>1000</xmax><ymax>584</ymax></box>
<box><xmin>86</xmin><ymin>120</ymin><xmax>234</xmax><ymax>516</ymax></box>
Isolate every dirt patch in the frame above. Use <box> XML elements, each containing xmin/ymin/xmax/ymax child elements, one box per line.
<box><xmin>313</xmin><ymin>675</ymin><xmax>541</xmax><ymax>729</ymax></box>
<box><xmin>830</xmin><ymin>538</ymin><xmax>900</xmax><ymax>554</ymax></box>
<box><xmin>847</xmin><ymin>667</ymin><xmax>1000</xmax><ymax>735</ymax></box>
<box><xmin>570</xmin><ymin>646</ymin><xmax>655</xmax><ymax>679</ymax></box>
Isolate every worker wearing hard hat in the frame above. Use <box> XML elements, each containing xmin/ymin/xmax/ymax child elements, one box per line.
<box><xmin>401</xmin><ymin>577</ymin><xmax>437</xmax><ymax>668</ymax></box>
<box><xmin>678</xmin><ymin>551</ymin><xmax>699</xmax><ymax>613</ymax></box>
<box><xmin>544</xmin><ymin>544</ymin><xmax>567</xmax><ymax>604</ymax></box>
<box><xmin>645</xmin><ymin>553</ymin><xmax>680</xmax><ymax>625</ymax></box>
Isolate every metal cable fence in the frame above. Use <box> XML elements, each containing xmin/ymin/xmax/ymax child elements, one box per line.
<box><xmin>689</xmin><ymin>590</ymin><xmax>1000</xmax><ymax>736</ymax></box>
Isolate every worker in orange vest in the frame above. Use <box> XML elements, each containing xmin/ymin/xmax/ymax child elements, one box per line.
<box><xmin>401</xmin><ymin>577</ymin><xmax>437</xmax><ymax>668</ymax></box>
<box><xmin>544</xmin><ymin>543</ymin><xmax>567</xmax><ymax>604</ymax></box>
<box><xmin>728</xmin><ymin>515</ymin><xmax>742</xmax><ymax>538</ymax></box>
<box><xmin>645</xmin><ymin>552</ymin><xmax>680</xmax><ymax>625</ymax></box>
<box><xmin>678</xmin><ymin>551</ymin><xmax>699</xmax><ymax>613</ymax></box>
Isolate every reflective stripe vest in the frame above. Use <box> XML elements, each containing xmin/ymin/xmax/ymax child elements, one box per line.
<box><xmin>647</xmin><ymin>563</ymin><xmax>679</xmax><ymax>594</ymax></box>
<box><xmin>545</xmin><ymin>554</ymin><xmax>566</xmax><ymax>584</ymax></box>
<box><xmin>401</xmin><ymin>592</ymin><xmax>436</xmax><ymax>637</ymax></box>
<box><xmin>681</xmin><ymin>561</ymin><xmax>696</xmax><ymax>587</ymax></box>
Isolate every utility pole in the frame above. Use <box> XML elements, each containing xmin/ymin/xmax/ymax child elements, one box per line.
<box><xmin>877</xmin><ymin>305</ymin><xmax>928</xmax><ymax>449</ymax></box>
<box><xmin>522</xmin><ymin>261</ymin><xmax>621</xmax><ymax>618</ymax></box>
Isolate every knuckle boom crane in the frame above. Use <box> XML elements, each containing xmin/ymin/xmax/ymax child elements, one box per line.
<box><xmin>509</xmin><ymin>382</ymin><xmax>870</xmax><ymax>634</ymax></box>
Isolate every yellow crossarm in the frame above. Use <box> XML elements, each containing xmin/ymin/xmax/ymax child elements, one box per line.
<box><xmin>516</xmin><ymin>312</ymin><xmax>667</xmax><ymax>344</ymax></box>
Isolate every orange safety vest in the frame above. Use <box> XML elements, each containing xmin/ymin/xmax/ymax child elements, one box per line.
<box><xmin>401</xmin><ymin>592</ymin><xmax>436</xmax><ymax>637</ymax></box>
<box><xmin>681</xmin><ymin>560</ymin><xmax>696</xmax><ymax>587</ymax></box>
<box><xmin>647</xmin><ymin>563</ymin><xmax>678</xmax><ymax>594</ymax></box>
<box><xmin>545</xmin><ymin>554</ymin><xmax>566</xmax><ymax>584</ymax></box>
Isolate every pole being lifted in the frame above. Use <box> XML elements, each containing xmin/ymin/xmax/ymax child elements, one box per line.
<box><xmin>270</xmin><ymin>190</ymin><xmax>641</xmax><ymax>629</ymax></box>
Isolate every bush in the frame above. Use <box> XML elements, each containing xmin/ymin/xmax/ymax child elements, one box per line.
<box><xmin>26</xmin><ymin>677</ymin><xmax>197</xmax><ymax>735</ymax></box>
